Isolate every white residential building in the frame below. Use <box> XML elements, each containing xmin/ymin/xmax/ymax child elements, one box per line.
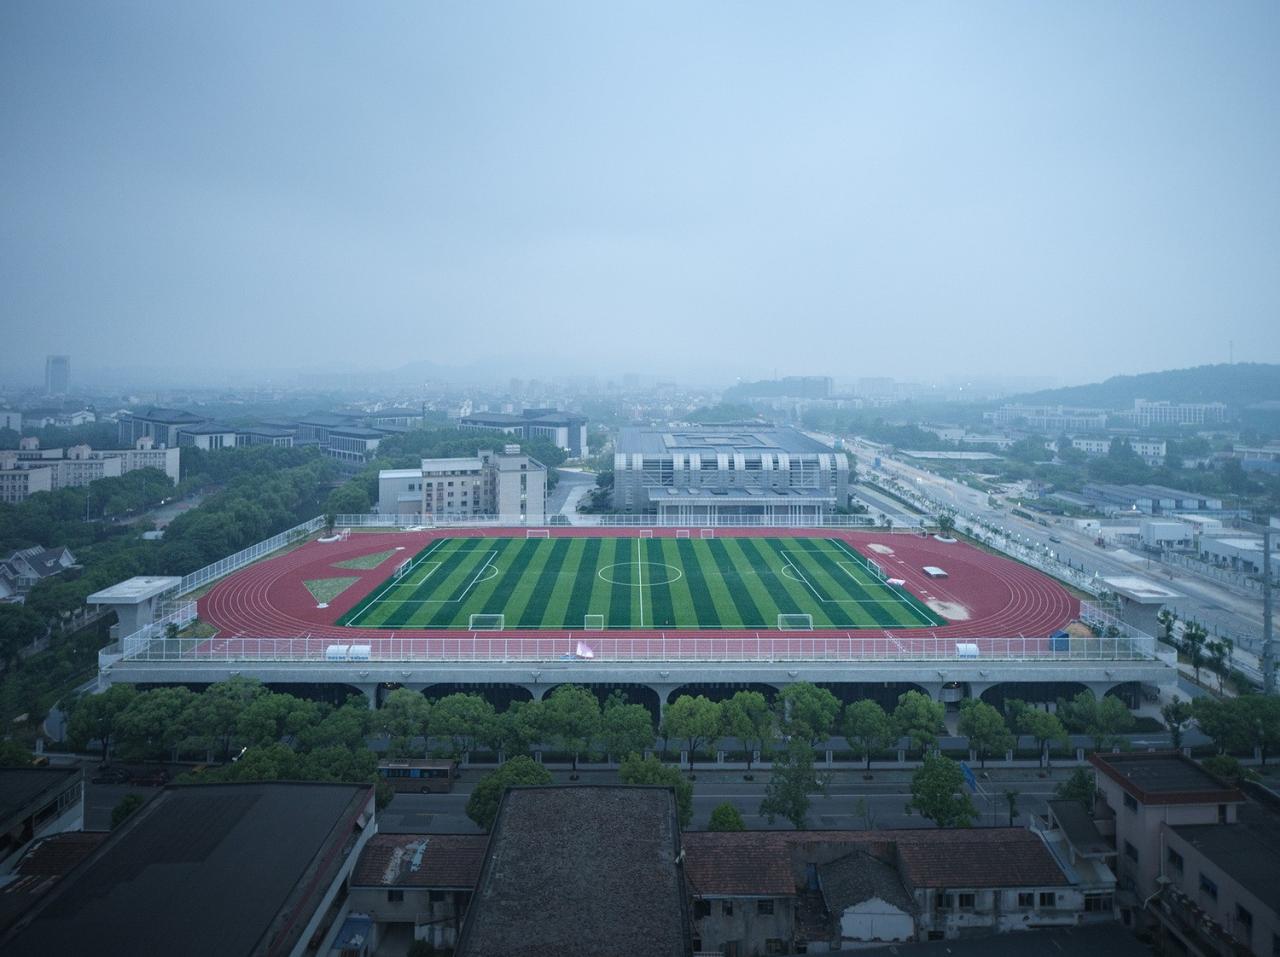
<box><xmin>378</xmin><ymin>447</ymin><xmax>546</xmax><ymax>522</ymax></box>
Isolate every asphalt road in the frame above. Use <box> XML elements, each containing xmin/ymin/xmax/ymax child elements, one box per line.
<box><xmin>849</xmin><ymin>439</ymin><xmax>1267</xmax><ymax>648</ymax></box>
<box><xmin>380</xmin><ymin>765</ymin><xmax>1089</xmax><ymax>834</ymax></box>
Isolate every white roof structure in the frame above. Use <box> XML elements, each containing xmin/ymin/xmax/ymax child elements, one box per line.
<box><xmin>1101</xmin><ymin>576</ymin><xmax>1180</xmax><ymax>604</ymax></box>
<box><xmin>87</xmin><ymin>576</ymin><xmax>181</xmax><ymax>605</ymax></box>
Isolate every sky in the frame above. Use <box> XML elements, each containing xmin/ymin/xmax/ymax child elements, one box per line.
<box><xmin>2</xmin><ymin>2</ymin><xmax>1278</xmax><ymax>388</ymax></box>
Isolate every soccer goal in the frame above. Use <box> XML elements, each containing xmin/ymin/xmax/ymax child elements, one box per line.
<box><xmin>468</xmin><ymin>614</ymin><xmax>505</xmax><ymax>631</ymax></box>
<box><xmin>525</xmin><ymin>528</ymin><xmax>550</xmax><ymax>539</ymax></box>
<box><xmin>675</xmin><ymin>529</ymin><xmax>691</xmax><ymax>539</ymax></box>
<box><xmin>338</xmin><ymin>528</ymin><xmax>351</xmax><ymax>541</ymax></box>
<box><xmin>583</xmin><ymin>614</ymin><xmax>605</xmax><ymax>631</ymax></box>
<box><xmin>699</xmin><ymin>528</ymin><xmax>716</xmax><ymax>539</ymax></box>
<box><xmin>393</xmin><ymin>558</ymin><xmax>412</xmax><ymax>580</ymax></box>
<box><xmin>638</xmin><ymin>529</ymin><xmax>654</xmax><ymax>538</ymax></box>
<box><xmin>777</xmin><ymin>613</ymin><xmax>814</xmax><ymax>631</ymax></box>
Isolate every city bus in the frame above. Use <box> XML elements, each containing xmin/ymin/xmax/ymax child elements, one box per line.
<box><xmin>376</xmin><ymin>759</ymin><xmax>459</xmax><ymax>793</ymax></box>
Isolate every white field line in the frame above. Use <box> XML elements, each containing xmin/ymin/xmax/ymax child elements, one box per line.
<box><xmin>637</xmin><ymin>536</ymin><xmax>645</xmax><ymax>629</ymax></box>
<box><xmin>345</xmin><ymin>538</ymin><xmax>450</xmax><ymax>625</ymax></box>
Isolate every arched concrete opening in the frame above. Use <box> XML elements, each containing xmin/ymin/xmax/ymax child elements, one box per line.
<box><xmin>1103</xmin><ymin>681</ymin><xmax>1143</xmax><ymax>710</ymax></box>
<box><xmin>979</xmin><ymin>681</ymin><xmax>1089</xmax><ymax>713</ymax></box>
<box><xmin>816</xmin><ymin>682</ymin><xmax>928</xmax><ymax>710</ymax></box>
<box><xmin>665</xmin><ymin>683</ymin><xmax>781</xmax><ymax>705</ymax></box>
<box><xmin>420</xmin><ymin>683</ymin><xmax>534</xmax><ymax>711</ymax></box>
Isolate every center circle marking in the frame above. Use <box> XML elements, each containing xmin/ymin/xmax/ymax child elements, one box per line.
<box><xmin>597</xmin><ymin>562</ymin><xmax>684</xmax><ymax>586</ymax></box>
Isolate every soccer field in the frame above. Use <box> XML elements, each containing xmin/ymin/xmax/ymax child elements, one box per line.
<box><xmin>336</xmin><ymin>535</ymin><xmax>945</xmax><ymax>631</ymax></box>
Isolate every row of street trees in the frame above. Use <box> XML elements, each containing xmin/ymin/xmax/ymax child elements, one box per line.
<box><xmin>1156</xmin><ymin>610</ymin><xmax>1245</xmax><ymax>693</ymax></box>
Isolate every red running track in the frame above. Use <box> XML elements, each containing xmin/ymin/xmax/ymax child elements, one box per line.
<box><xmin>196</xmin><ymin>528</ymin><xmax>1078</xmax><ymax>659</ymax></box>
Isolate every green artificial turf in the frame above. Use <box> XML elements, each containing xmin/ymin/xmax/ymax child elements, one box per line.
<box><xmin>337</xmin><ymin>536</ymin><xmax>944</xmax><ymax>631</ymax></box>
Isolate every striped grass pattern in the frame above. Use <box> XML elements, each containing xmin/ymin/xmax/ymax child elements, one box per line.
<box><xmin>336</xmin><ymin>536</ymin><xmax>944</xmax><ymax>631</ymax></box>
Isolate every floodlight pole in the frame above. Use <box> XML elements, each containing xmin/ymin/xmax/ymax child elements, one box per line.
<box><xmin>1263</xmin><ymin>527</ymin><xmax>1274</xmax><ymax>695</ymax></box>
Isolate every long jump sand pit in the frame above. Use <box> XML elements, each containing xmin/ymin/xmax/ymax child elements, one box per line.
<box><xmin>867</xmin><ymin>543</ymin><xmax>895</xmax><ymax>555</ymax></box>
<box><xmin>926</xmin><ymin>600</ymin><xmax>971</xmax><ymax>621</ymax></box>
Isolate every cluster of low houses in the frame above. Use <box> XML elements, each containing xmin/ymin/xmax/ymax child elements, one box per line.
<box><xmin>1</xmin><ymin>750</ymin><xmax>1276</xmax><ymax>956</ymax></box>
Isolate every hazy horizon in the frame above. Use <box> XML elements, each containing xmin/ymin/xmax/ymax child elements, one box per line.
<box><xmin>4</xmin><ymin>3</ymin><xmax>1278</xmax><ymax>386</ymax></box>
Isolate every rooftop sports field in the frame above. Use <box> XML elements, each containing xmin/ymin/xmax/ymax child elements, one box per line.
<box><xmin>335</xmin><ymin>534</ymin><xmax>945</xmax><ymax>631</ymax></box>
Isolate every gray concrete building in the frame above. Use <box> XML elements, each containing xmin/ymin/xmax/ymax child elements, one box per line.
<box><xmin>460</xmin><ymin>407</ymin><xmax>588</xmax><ymax>457</ymax></box>
<box><xmin>378</xmin><ymin>447</ymin><xmax>546</xmax><ymax>522</ymax></box>
<box><xmin>613</xmin><ymin>424</ymin><xmax>849</xmax><ymax>522</ymax></box>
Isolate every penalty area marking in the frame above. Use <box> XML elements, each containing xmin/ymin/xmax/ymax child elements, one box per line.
<box><xmin>779</xmin><ymin>561</ymin><xmax>911</xmax><ymax>604</ymax></box>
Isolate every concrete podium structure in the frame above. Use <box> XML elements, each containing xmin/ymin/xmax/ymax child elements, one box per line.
<box><xmin>87</xmin><ymin>576</ymin><xmax>182</xmax><ymax>638</ymax></box>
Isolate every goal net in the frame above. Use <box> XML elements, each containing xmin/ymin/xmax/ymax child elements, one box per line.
<box><xmin>468</xmin><ymin>614</ymin><xmax>505</xmax><ymax>631</ymax></box>
<box><xmin>675</xmin><ymin>529</ymin><xmax>691</xmax><ymax>539</ymax></box>
<box><xmin>525</xmin><ymin>528</ymin><xmax>550</xmax><ymax>539</ymax></box>
<box><xmin>583</xmin><ymin>614</ymin><xmax>605</xmax><ymax>631</ymax></box>
<box><xmin>777</xmin><ymin>613</ymin><xmax>814</xmax><ymax>631</ymax></box>
<box><xmin>393</xmin><ymin>558</ymin><xmax>412</xmax><ymax>580</ymax></box>
<box><xmin>638</xmin><ymin>529</ymin><xmax>654</xmax><ymax>538</ymax></box>
<box><xmin>699</xmin><ymin>528</ymin><xmax>716</xmax><ymax>539</ymax></box>
<box><xmin>338</xmin><ymin>528</ymin><xmax>351</xmax><ymax>541</ymax></box>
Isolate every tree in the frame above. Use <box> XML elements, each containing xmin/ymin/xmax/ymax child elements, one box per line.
<box><xmin>776</xmin><ymin>683</ymin><xmax>840</xmax><ymax>747</ymax></box>
<box><xmin>186</xmin><ymin>677</ymin><xmax>267</xmax><ymax>760</ymax></box>
<box><xmin>719</xmin><ymin>690</ymin><xmax>776</xmax><ymax>771</ymax></box>
<box><xmin>238</xmin><ymin>691</ymin><xmax>323</xmax><ymax>748</ymax></box>
<box><xmin>599</xmin><ymin>696</ymin><xmax>655</xmax><ymax>760</ymax></box>
<box><xmin>1193</xmin><ymin>697</ymin><xmax>1251</xmax><ymax>755</ymax></box>
<box><xmin>1206</xmin><ymin>639</ymin><xmax>1234</xmax><ymax>694</ymax></box>
<box><xmin>662</xmin><ymin>695</ymin><xmax>721</xmax><ymax>773</ymax></box>
<box><xmin>1235</xmin><ymin>695</ymin><xmax>1280</xmax><ymax>766</ymax></box>
<box><xmin>428</xmin><ymin>693</ymin><xmax>497</xmax><ymax>759</ymax></box>
<box><xmin>482</xmin><ymin>700</ymin><xmax>543</xmax><ymax>758</ymax></box>
<box><xmin>1054</xmin><ymin>768</ymin><xmax>1095</xmax><ymax>811</ymax></box>
<box><xmin>111</xmin><ymin>794</ymin><xmax>145</xmax><ymax>830</ymax></box>
<box><xmin>1058</xmin><ymin>691</ymin><xmax>1134</xmax><ymax>752</ymax></box>
<box><xmin>841</xmin><ymin>699</ymin><xmax>897</xmax><ymax>770</ymax></box>
<box><xmin>936</xmin><ymin>513</ymin><xmax>955</xmax><ymax>538</ymax></box>
<box><xmin>0</xmin><ymin>740</ymin><xmax>34</xmax><ymax>766</ymax></box>
<box><xmin>1201</xmin><ymin>754</ymin><xmax>1249</xmax><ymax>785</ymax></box>
<box><xmin>1018</xmin><ymin>709</ymin><xmax>1068</xmax><ymax>766</ymax></box>
<box><xmin>0</xmin><ymin>604</ymin><xmax>45</xmax><ymax>670</ymax></box>
<box><xmin>300</xmin><ymin>696</ymin><xmax>372</xmax><ymax>751</ymax></box>
<box><xmin>905</xmin><ymin>754</ymin><xmax>977</xmax><ymax>828</ymax></box>
<box><xmin>1004</xmin><ymin>789</ymin><xmax>1020</xmax><ymax>826</ymax></box>
<box><xmin>708</xmin><ymin>802</ymin><xmax>746</xmax><ymax>832</ymax></box>
<box><xmin>957</xmin><ymin>699</ymin><xmax>1014</xmax><ymax>768</ymax></box>
<box><xmin>116</xmin><ymin>686</ymin><xmax>197</xmax><ymax>761</ymax></box>
<box><xmin>1161</xmin><ymin>696</ymin><xmax>1194</xmax><ymax>749</ymax></box>
<box><xmin>893</xmin><ymin>690</ymin><xmax>945</xmax><ymax>758</ymax></box>
<box><xmin>759</xmin><ymin>740</ymin><xmax>822</xmax><ymax>830</ymax></box>
<box><xmin>1156</xmin><ymin>609</ymin><xmax>1178</xmax><ymax>646</ymax></box>
<box><xmin>465</xmin><ymin>756</ymin><xmax>552</xmax><ymax>830</ymax></box>
<box><xmin>618</xmin><ymin>753</ymin><xmax>695</xmax><ymax>827</ymax></box>
<box><xmin>379</xmin><ymin>688</ymin><xmax>431</xmax><ymax>757</ymax></box>
<box><xmin>539</xmin><ymin>685</ymin><xmax>601</xmax><ymax>771</ymax></box>
<box><xmin>325</xmin><ymin>483</ymin><xmax>371</xmax><ymax>517</ymax></box>
<box><xmin>67</xmin><ymin>684</ymin><xmax>138</xmax><ymax>764</ymax></box>
<box><xmin>1183</xmin><ymin>621</ymin><xmax>1209</xmax><ymax>686</ymax></box>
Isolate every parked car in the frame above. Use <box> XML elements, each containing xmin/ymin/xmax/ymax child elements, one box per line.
<box><xmin>92</xmin><ymin>767</ymin><xmax>132</xmax><ymax>785</ymax></box>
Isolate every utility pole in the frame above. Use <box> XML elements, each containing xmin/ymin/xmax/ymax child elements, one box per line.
<box><xmin>1264</xmin><ymin>526</ymin><xmax>1274</xmax><ymax>694</ymax></box>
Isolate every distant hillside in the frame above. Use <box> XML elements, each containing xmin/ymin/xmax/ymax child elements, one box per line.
<box><xmin>1007</xmin><ymin>363</ymin><xmax>1280</xmax><ymax>411</ymax></box>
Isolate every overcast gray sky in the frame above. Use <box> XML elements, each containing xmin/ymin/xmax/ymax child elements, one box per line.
<box><xmin>2</xmin><ymin>2</ymin><xmax>1278</xmax><ymax>387</ymax></box>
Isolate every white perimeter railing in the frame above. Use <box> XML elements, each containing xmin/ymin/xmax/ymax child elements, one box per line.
<box><xmin>332</xmin><ymin>513</ymin><xmax>922</xmax><ymax>530</ymax></box>
<box><xmin>118</xmin><ymin>633</ymin><xmax>1157</xmax><ymax>664</ymax></box>
<box><xmin>175</xmin><ymin>516</ymin><xmax>327</xmax><ymax>597</ymax></box>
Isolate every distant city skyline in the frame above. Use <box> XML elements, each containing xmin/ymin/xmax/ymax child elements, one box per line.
<box><xmin>3</xmin><ymin>4</ymin><xmax>1278</xmax><ymax>384</ymax></box>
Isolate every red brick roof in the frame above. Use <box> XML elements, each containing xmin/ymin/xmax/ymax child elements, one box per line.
<box><xmin>352</xmin><ymin>834</ymin><xmax>487</xmax><ymax>889</ymax></box>
<box><xmin>894</xmin><ymin>830</ymin><xmax>1068</xmax><ymax>889</ymax></box>
<box><xmin>682</xmin><ymin>828</ymin><xmax>1067</xmax><ymax>897</ymax></box>
<box><xmin>680</xmin><ymin>832</ymin><xmax>795</xmax><ymax>897</ymax></box>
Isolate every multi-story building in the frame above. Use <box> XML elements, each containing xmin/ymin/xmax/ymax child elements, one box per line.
<box><xmin>43</xmin><ymin>355</ymin><xmax>69</xmax><ymax>395</ymax></box>
<box><xmin>1089</xmin><ymin>751</ymin><xmax>1280</xmax><ymax>954</ymax></box>
<box><xmin>117</xmin><ymin>407</ymin><xmax>207</xmax><ymax>447</ymax></box>
<box><xmin>378</xmin><ymin>447</ymin><xmax>546</xmax><ymax>522</ymax></box>
<box><xmin>1068</xmin><ymin>437</ymin><xmax>1166</xmax><ymax>465</ymax></box>
<box><xmin>612</xmin><ymin>424</ymin><xmax>849</xmax><ymax>522</ymax></box>
<box><xmin>175</xmin><ymin>422</ymin><xmax>239</xmax><ymax>451</ymax></box>
<box><xmin>0</xmin><ymin>545</ymin><xmax>78</xmax><ymax>601</ymax></box>
<box><xmin>0</xmin><ymin>440</ymin><xmax>181</xmax><ymax>502</ymax></box>
<box><xmin>985</xmin><ymin>405</ymin><xmax>1109</xmax><ymax>432</ymax></box>
<box><xmin>0</xmin><ymin>409</ymin><xmax>20</xmax><ymax>432</ymax></box>
<box><xmin>460</xmin><ymin>408</ymin><xmax>588</xmax><ymax>457</ymax></box>
<box><xmin>234</xmin><ymin>425</ymin><xmax>295</xmax><ymax>448</ymax></box>
<box><xmin>1117</xmin><ymin>399</ymin><xmax>1228</xmax><ymax>428</ymax></box>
